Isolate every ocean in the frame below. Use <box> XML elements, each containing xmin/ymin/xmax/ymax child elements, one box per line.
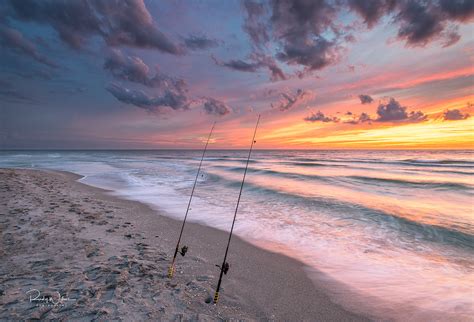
<box><xmin>1</xmin><ymin>150</ymin><xmax>472</xmax><ymax>318</ymax></box>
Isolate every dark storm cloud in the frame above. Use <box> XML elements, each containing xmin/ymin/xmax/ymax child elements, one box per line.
<box><xmin>395</xmin><ymin>1</ymin><xmax>445</xmax><ymax>46</ymax></box>
<box><xmin>443</xmin><ymin>109</ymin><xmax>470</xmax><ymax>121</ymax></box>
<box><xmin>439</xmin><ymin>0</ymin><xmax>474</xmax><ymax>22</ymax></box>
<box><xmin>106</xmin><ymin>84</ymin><xmax>158</xmax><ymax>109</ymax></box>
<box><xmin>0</xmin><ymin>26</ymin><xmax>57</xmax><ymax>68</ymax></box>
<box><xmin>348</xmin><ymin>0</ymin><xmax>397</xmax><ymax>28</ymax></box>
<box><xmin>351</xmin><ymin>0</ymin><xmax>446</xmax><ymax>47</ymax></box>
<box><xmin>394</xmin><ymin>0</ymin><xmax>474</xmax><ymax>47</ymax></box>
<box><xmin>183</xmin><ymin>34</ymin><xmax>219</xmax><ymax>50</ymax></box>
<box><xmin>358</xmin><ymin>94</ymin><xmax>374</xmax><ymax>104</ymax></box>
<box><xmin>349</xmin><ymin>0</ymin><xmax>473</xmax><ymax>47</ymax></box>
<box><xmin>241</xmin><ymin>0</ymin><xmax>346</xmax><ymax>77</ymax></box>
<box><xmin>270</xmin><ymin>0</ymin><xmax>336</xmax><ymax>42</ymax></box>
<box><xmin>395</xmin><ymin>0</ymin><xmax>474</xmax><ymax>47</ymax></box>
<box><xmin>236</xmin><ymin>0</ymin><xmax>474</xmax><ymax>77</ymax></box>
<box><xmin>304</xmin><ymin>111</ymin><xmax>339</xmax><ymax>123</ymax></box>
<box><xmin>271</xmin><ymin>0</ymin><xmax>341</xmax><ymax>73</ymax></box>
<box><xmin>272</xmin><ymin>89</ymin><xmax>314</xmax><ymax>111</ymax></box>
<box><xmin>4</xmin><ymin>0</ymin><xmax>182</xmax><ymax>54</ymax></box>
<box><xmin>203</xmin><ymin>97</ymin><xmax>232</xmax><ymax>116</ymax></box>
<box><xmin>106</xmin><ymin>83</ymin><xmax>189</xmax><ymax>111</ymax></box>
<box><xmin>276</xmin><ymin>37</ymin><xmax>341</xmax><ymax>72</ymax></box>
<box><xmin>104</xmin><ymin>49</ymin><xmax>152</xmax><ymax>86</ymax></box>
<box><xmin>104</xmin><ymin>50</ymin><xmax>188</xmax><ymax>93</ymax></box>
<box><xmin>376</xmin><ymin>97</ymin><xmax>426</xmax><ymax>122</ymax></box>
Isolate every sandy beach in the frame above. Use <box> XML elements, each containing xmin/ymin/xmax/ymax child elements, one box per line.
<box><xmin>0</xmin><ymin>168</ymin><xmax>367</xmax><ymax>321</ymax></box>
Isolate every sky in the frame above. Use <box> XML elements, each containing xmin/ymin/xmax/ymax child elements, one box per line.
<box><xmin>0</xmin><ymin>0</ymin><xmax>473</xmax><ymax>149</ymax></box>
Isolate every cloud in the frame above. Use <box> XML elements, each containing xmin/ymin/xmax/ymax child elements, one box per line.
<box><xmin>304</xmin><ymin>111</ymin><xmax>339</xmax><ymax>123</ymax></box>
<box><xmin>104</xmin><ymin>49</ymin><xmax>152</xmax><ymax>86</ymax></box>
<box><xmin>212</xmin><ymin>56</ymin><xmax>261</xmax><ymax>72</ymax></box>
<box><xmin>276</xmin><ymin>37</ymin><xmax>341</xmax><ymax>73</ymax></box>
<box><xmin>358</xmin><ymin>94</ymin><xmax>374</xmax><ymax>104</ymax></box>
<box><xmin>5</xmin><ymin>0</ymin><xmax>182</xmax><ymax>53</ymax></box>
<box><xmin>239</xmin><ymin>0</ymin><xmax>346</xmax><ymax>77</ymax></box>
<box><xmin>106</xmin><ymin>83</ymin><xmax>189</xmax><ymax>111</ymax></box>
<box><xmin>439</xmin><ymin>0</ymin><xmax>474</xmax><ymax>22</ymax></box>
<box><xmin>394</xmin><ymin>0</ymin><xmax>474</xmax><ymax>47</ymax></box>
<box><xmin>406</xmin><ymin>110</ymin><xmax>428</xmax><ymax>122</ymax></box>
<box><xmin>212</xmin><ymin>54</ymin><xmax>286</xmax><ymax>81</ymax></box>
<box><xmin>349</xmin><ymin>0</ymin><xmax>473</xmax><ymax>47</ymax></box>
<box><xmin>395</xmin><ymin>1</ymin><xmax>445</xmax><ymax>47</ymax></box>
<box><xmin>236</xmin><ymin>1</ymin><xmax>295</xmax><ymax>80</ymax></box>
<box><xmin>441</xmin><ymin>26</ymin><xmax>461</xmax><ymax>47</ymax></box>
<box><xmin>252</xmin><ymin>53</ymin><xmax>287</xmax><ymax>81</ymax></box>
<box><xmin>237</xmin><ymin>0</ymin><xmax>474</xmax><ymax>76</ymax></box>
<box><xmin>443</xmin><ymin>109</ymin><xmax>470</xmax><ymax>121</ymax></box>
<box><xmin>271</xmin><ymin>0</ymin><xmax>342</xmax><ymax>73</ymax></box>
<box><xmin>0</xmin><ymin>81</ymin><xmax>35</xmax><ymax>103</ymax></box>
<box><xmin>348</xmin><ymin>0</ymin><xmax>397</xmax><ymax>28</ymax></box>
<box><xmin>376</xmin><ymin>97</ymin><xmax>426</xmax><ymax>122</ymax></box>
<box><xmin>0</xmin><ymin>26</ymin><xmax>57</xmax><ymax>68</ymax></box>
<box><xmin>265</xmin><ymin>60</ymin><xmax>287</xmax><ymax>81</ymax></box>
<box><xmin>272</xmin><ymin>89</ymin><xmax>314</xmax><ymax>111</ymax></box>
<box><xmin>184</xmin><ymin>34</ymin><xmax>219</xmax><ymax>50</ymax></box>
<box><xmin>242</xmin><ymin>0</ymin><xmax>270</xmax><ymax>49</ymax></box>
<box><xmin>341</xmin><ymin>97</ymin><xmax>427</xmax><ymax>124</ymax></box>
<box><xmin>345</xmin><ymin>112</ymin><xmax>373</xmax><ymax>124</ymax></box>
<box><xmin>104</xmin><ymin>50</ymin><xmax>188</xmax><ymax>94</ymax></box>
<box><xmin>203</xmin><ymin>97</ymin><xmax>232</xmax><ymax>116</ymax></box>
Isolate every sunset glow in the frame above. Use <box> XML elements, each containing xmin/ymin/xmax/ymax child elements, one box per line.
<box><xmin>1</xmin><ymin>1</ymin><xmax>473</xmax><ymax>149</ymax></box>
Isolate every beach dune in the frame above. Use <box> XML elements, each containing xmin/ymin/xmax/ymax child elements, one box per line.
<box><xmin>0</xmin><ymin>168</ymin><xmax>366</xmax><ymax>320</ymax></box>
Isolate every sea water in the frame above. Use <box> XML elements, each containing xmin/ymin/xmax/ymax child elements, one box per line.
<box><xmin>1</xmin><ymin>150</ymin><xmax>472</xmax><ymax>319</ymax></box>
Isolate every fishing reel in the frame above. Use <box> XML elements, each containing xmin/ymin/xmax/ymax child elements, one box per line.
<box><xmin>215</xmin><ymin>262</ymin><xmax>230</xmax><ymax>274</ymax></box>
<box><xmin>179</xmin><ymin>245</ymin><xmax>188</xmax><ymax>256</ymax></box>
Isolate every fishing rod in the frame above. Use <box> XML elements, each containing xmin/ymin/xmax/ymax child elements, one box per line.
<box><xmin>213</xmin><ymin>115</ymin><xmax>260</xmax><ymax>304</ymax></box>
<box><xmin>168</xmin><ymin>122</ymin><xmax>216</xmax><ymax>278</ymax></box>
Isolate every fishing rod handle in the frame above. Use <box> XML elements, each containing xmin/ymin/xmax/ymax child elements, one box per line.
<box><xmin>168</xmin><ymin>264</ymin><xmax>175</xmax><ymax>278</ymax></box>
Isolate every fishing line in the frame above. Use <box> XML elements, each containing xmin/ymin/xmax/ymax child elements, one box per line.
<box><xmin>168</xmin><ymin>122</ymin><xmax>216</xmax><ymax>278</ymax></box>
<box><xmin>213</xmin><ymin>115</ymin><xmax>260</xmax><ymax>304</ymax></box>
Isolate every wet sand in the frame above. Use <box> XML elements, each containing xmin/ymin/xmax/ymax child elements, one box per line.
<box><xmin>0</xmin><ymin>168</ymin><xmax>368</xmax><ymax>320</ymax></box>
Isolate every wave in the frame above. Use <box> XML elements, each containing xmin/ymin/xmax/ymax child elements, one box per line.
<box><xmin>402</xmin><ymin>158</ymin><xmax>474</xmax><ymax>165</ymax></box>
<box><xmin>213</xmin><ymin>165</ymin><xmax>338</xmax><ymax>186</ymax></box>
<box><xmin>347</xmin><ymin>176</ymin><xmax>472</xmax><ymax>191</ymax></box>
<box><xmin>293</xmin><ymin>157</ymin><xmax>474</xmax><ymax>168</ymax></box>
<box><xmin>286</xmin><ymin>161</ymin><xmax>349</xmax><ymax>168</ymax></box>
<box><xmin>207</xmin><ymin>157</ymin><xmax>259</xmax><ymax>163</ymax></box>
<box><xmin>403</xmin><ymin>168</ymin><xmax>474</xmax><ymax>175</ymax></box>
<box><xmin>204</xmin><ymin>171</ymin><xmax>474</xmax><ymax>249</ymax></box>
<box><xmin>216</xmin><ymin>165</ymin><xmax>473</xmax><ymax>191</ymax></box>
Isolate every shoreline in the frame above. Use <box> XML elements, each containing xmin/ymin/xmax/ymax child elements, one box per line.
<box><xmin>0</xmin><ymin>168</ymin><xmax>368</xmax><ymax>320</ymax></box>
